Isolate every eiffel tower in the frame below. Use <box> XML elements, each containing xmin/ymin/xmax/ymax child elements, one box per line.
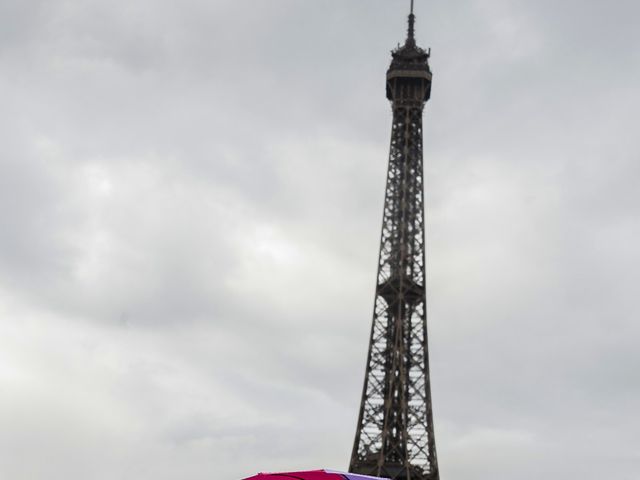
<box><xmin>349</xmin><ymin>2</ymin><xmax>439</xmax><ymax>479</ymax></box>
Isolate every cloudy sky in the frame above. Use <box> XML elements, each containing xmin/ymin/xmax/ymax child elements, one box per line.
<box><xmin>1</xmin><ymin>0</ymin><xmax>639</xmax><ymax>479</ymax></box>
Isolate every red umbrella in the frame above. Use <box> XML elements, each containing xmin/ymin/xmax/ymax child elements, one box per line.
<box><xmin>243</xmin><ymin>470</ymin><xmax>387</xmax><ymax>480</ymax></box>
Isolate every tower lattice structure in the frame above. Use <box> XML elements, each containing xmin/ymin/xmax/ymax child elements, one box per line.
<box><xmin>349</xmin><ymin>4</ymin><xmax>438</xmax><ymax>480</ymax></box>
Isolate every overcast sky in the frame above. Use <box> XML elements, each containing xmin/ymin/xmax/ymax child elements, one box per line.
<box><xmin>1</xmin><ymin>1</ymin><xmax>639</xmax><ymax>479</ymax></box>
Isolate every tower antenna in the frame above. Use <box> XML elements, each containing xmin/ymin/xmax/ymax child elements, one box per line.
<box><xmin>408</xmin><ymin>0</ymin><xmax>416</xmax><ymax>43</ymax></box>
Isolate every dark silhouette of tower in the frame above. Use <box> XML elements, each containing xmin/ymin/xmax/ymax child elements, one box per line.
<box><xmin>349</xmin><ymin>2</ymin><xmax>438</xmax><ymax>480</ymax></box>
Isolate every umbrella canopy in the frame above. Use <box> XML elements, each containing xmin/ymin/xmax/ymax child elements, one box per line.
<box><xmin>243</xmin><ymin>470</ymin><xmax>387</xmax><ymax>480</ymax></box>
